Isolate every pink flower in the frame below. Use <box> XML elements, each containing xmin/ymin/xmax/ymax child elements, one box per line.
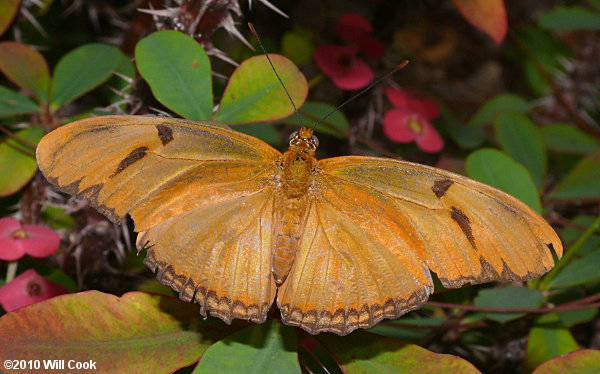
<box><xmin>0</xmin><ymin>269</ymin><xmax>67</xmax><ymax>312</ymax></box>
<box><xmin>0</xmin><ymin>217</ymin><xmax>60</xmax><ymax>261</ymax></box>
<box><xmin>335</xmin><ymin>13</ymin><xmax>385</xmax><ymax>60</ymax></box>
<box><xmin>315</xmin><ymin>44</ymin><xmax>374</xmax><ymax>90</ymax></box>
<box><xmin>383</xmin><ymin>87</ymin><xmax>444</xmax><ymax>153</ymax></box>
<box><xmin>385</xmin><ymin>87</ymin><xmax>440</xmax><ymax>119</ymax></box>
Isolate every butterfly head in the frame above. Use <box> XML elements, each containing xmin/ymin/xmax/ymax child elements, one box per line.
<box><xmin>288</xmin><ymin>128</ymin><xmax>319</xmax><ymax>156</ymax></box>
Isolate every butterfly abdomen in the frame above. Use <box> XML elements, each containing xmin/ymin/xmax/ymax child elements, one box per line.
<box><xmin>272</xmin><ymin>148</ymin><xmax>316</xmax><ymax>285</ymax></box>
<box><xmin>273</xmin><ymin>196</ymin><xmax>308</xmax><ymax>285</ymax></box>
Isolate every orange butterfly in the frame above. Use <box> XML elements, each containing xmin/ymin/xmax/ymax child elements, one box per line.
<box><xmin>36</xmin><ymin>115</ymin><xmax>562</xmax><ymax>335</ymax></box>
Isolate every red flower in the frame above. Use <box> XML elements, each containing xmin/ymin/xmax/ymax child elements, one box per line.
<box><xmin>315</xmin><ymin>44</ymin><xmax>374</xmax><ymax>90</ymax></box>
<box><xmin>0</xmin><ymin>269</ymin><xmax>67</xmax><ymax>312</ymax></box>
<box><xmin>383</xmin><ymin>87</ymin><xmax>444</xmax><ymax>153</ymax></box>
<box><xmin>385</xmin><ymin>87</ymin><xmax>440</xmax><ymax>119</ymax></box>
<box><xmin>0</xmin><ymin>217</ymin><xmax>60</xmax><ymax>261</ymax></box>
<box><xmin>335</xmin><ymin>13</ymin><xmax>385</xmax><ymax>60</ymax></box>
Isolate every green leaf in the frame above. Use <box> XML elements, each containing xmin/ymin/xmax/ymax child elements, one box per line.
<box><xmin>493</xmin><ymin>112</ymin><xmax>546</xmax><ymax>187</ymax></box>
<box><xmin>547</xmin><ymin>249</ymin><xmax>600</xmax><ymax>288</ymax></box>
<box><xmin>562</xmin><ymin>216</ymin><xmax>600</xmax><ymax>255</ymax></box>
<box><xmin>441</xmin><ymin>106</ymin><xmax>485</xmax><ymax>149</ymax></box>
<box><xmin>474</xmin><ymin>286</ymin><xmax>545</xmax><ymax>323</ymax></box>
<box><xmin>516</xmin><ymin>28</ymin><xmax>570</xmax><ymax>97</ymax></box>
<box><xmin>557</xmin><ymin>308</ymin><xmax>598</xmax><ymax>328</ymax></box>
<box><xmin>468</xmin><ymin>93</ymin><xmax>530</xmax><ymax>127</ymax></box>
<box><xmin>281</xmin><ymin>30</ymin><xmax>314</xmax><ymax>66</ymax></box>
<box><xmin>0</xmin><ymin>291</ymin><xmax>239</xmax><ymax>373</ymax></box>
<box><xmin>0</xmin><ymin>126</ymin><xmax>43</xmax><ymax>196</ymax></box>
<box><xmin>0</xmin><ymin>0</ymin><xmax>20</xmax><ymax>36</ymax></box>
<box><xmin>214</xmin><ymin>54</ymin><xmax>308</xmax><ymax>124</ymax></box>
<box><xmin>42</xmin><ymin>206</ymin><xmax>75</xmax><ymax>230</ymax></box>
<box><xmin>0</xmin><ymin>42</ymin><xmax>51</xmax><ymax>102</ymax></box>
<box><xmin>466</xmin><ymin>148</ymin><xmax>542</xmax><ymax>213</ymax></box>
<box><xmin>368</xmin><ymin>317</ymin><xmax>445</xmax><ymax>342</ymax></box>
<box><xmin>277</xmin><ymin>101</ymin><xmax>350</xmax><ymax>138</ymax></box>
<box><xmin>541</xmin><ymin>123</ymin><xmax>600</xmax><ymax>154</ymax></box>
<box><xmin>318</xmin><ymin>331</ymin><xmax>481</xmax><ymax>373</ymax></box>
<box><xmin>524</xmin><ymin>313</ymin><xmax>579</xmax><ymax>373</ymax></box>
<box><xmin>233</xmin><ymin>123</ymin><xmax>281</xmax><ymax>147</ymax></box>
<box><xmin>136</xmin><ymin>30</ymin><xmax>212</xmax><ymax>120</ymax></box>
<box><xmin>532</xmin><ymin>349</ymin><xmax>600</xmax><ymax>374</ymax></box>
<box><xmin>0</xmin><ymin>85</ymin><xmax>39</xmax><ymax>116</ymax></box>
<box><xmin>539</xmin><ymin>6</ymin><xmax>600</xmax><ymax>30</ymax></box>
<box><xmin>548</xmin><ymin>150</ymin><xmax>600</xmax><ymax>199</ymax></box>
<box><xmin>51</xmin><ymin>43</ymin><xmax>122</xmax><ymax>108</ymax></box>
<box><xmin>194</xmin><ymin>320</ymin><xmax>300</xmax><ymax>374</ymax></box>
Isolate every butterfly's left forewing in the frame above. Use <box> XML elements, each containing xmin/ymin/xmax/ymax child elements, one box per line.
<box><xmin>36</xmin><ymin>115</ymin><xmax>281</xmax><ymax>232</ymax></box>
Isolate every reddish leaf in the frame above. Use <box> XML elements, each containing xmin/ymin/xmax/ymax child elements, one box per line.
<box><xmin>452</xmin><ymin>0</ymin><xmax>508</xmax><ymax>43</ymax></box>
<box><xmin>0</xmin><ymin>0</ymin><xmax>20</xmax><ymax>37</ymax></box>
<box><xmin>532</xmin><ymin>349</ymin><xmax>600</xmax><ymax>374</ymax></box>
<box><xmin>0</xmin><ymin>291</ymin><xmax>240</xmax><ymax>374</ymax></box>
<box><xmin>214</xmin><ymin>54</ymin><xmax>308</xmax><ymax>124</ymax></box>
<box><xmin>0</xmin><ymin>42</ymin><xmax>50</xmax><ymax>102</ymax></box>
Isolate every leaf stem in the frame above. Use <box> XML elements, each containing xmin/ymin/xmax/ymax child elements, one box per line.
<box><xmin>5</xmin><ymin>261</ymin><xmax>18</xmax><ymax>283</ymax></box>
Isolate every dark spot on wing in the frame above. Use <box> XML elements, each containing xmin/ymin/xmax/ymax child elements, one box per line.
<box><xmin>111</xmin><ymin>146</ymin><xmax>149</xmax><ymax>177</ymax></box>
<box><xmin>450</xmin><ymin>206</ymin><xmax>476</xmax><ymax>248</ymax></box>
<box><xmin>432</xmin><ymin>179</ymin><xmax>454</xmax><ymax>199</ymax></box>
<box><xmin>156</xmin><ymin>124</ymin><xmax>174</xmax><ymax>145</ymax></box>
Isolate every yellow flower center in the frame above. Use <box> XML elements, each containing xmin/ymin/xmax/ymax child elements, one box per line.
<box><xmin>11</xmin><ymin>228</ymin><xmax>28</xmax><ymax>239</ymax></box>
<box><xmin>408</xmin><ymin>117</ymin><xmax>423</xmax><ymax>134</ymax></box>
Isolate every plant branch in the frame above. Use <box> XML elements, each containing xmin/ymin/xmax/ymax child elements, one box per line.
<box><xmin>426</xmin><ymin>300</ymin><xmax>600</xmax><ymax>314</ymax></box>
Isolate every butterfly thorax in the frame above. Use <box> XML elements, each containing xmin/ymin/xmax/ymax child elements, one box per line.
<box><xmin>281</xmin><ymin>128</ymin><xmax>318</xmax><ymax>198</ymax></box>
<box><xmin>272</xmin><ymin>128</ymin><xmax>319</xmax><ymax>285</ymax></box>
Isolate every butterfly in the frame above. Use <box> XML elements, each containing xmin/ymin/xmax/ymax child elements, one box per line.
<box><xmin>36</xmin><ymin>115</ymin><xmax>562</xmax><ymax>335</ymax></box>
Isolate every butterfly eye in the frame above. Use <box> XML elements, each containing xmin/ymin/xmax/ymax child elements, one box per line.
<box><xmin>309</xmin><ymin>135</ymin><xmax>319</xmax><ymax>149</ymax></box>
<box><xmin>289</xmin><ymin>131</ymin><xmax>299</xmax><ymax>141</ymax></box>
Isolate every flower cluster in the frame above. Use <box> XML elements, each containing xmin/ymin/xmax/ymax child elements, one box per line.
<box><xmin>382</xmin><ymin>87</ymin><xmax>444</xmax><ymax>153</ymax></box>
<box><xmin>0</xmin><ymin>217</ymin><xmax>65</xmax><ymax>312</ymax></box>
<box><xmin>315</xmin><ymin>13</ymin><xmax>384</xmax><ymax>90</ymax></box>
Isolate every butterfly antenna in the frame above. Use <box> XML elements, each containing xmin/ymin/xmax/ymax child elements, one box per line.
<box><xmin>313</xmin><ymin>60</ymin><xmax>409</xmax><ymax>129</ymax></box>
<box><xmin>248</xmin><ymin>23</ymin><xmax>306</xmax><ymax>127</ymax></box>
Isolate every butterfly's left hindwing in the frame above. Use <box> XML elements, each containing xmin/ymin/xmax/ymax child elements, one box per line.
<box><xmin>140</xmin><ymin>189</ymin><xmax>277</xmax><ymax>323</ymax></box>
<box><xmin>36</xmin><ymin>115</ymin><xmax>281</xmax><ymax>231</ymax></box>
